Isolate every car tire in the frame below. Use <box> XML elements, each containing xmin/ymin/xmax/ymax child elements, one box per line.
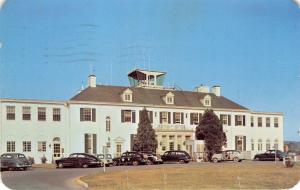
<box><xmin>113</xmin><ymin>161</ymin><xmax>118</xmax><ymax>166</ymax></box>
<box><xmin>212</xmin><ymin>158</ymin><xmax>218</xmax><ymax>163</ymax></box>
<box><xmin>146</xmin><ymin>160</ymin><xmax>153</xmax><ymax>165</ymax></box>
<box><xmin>132</xmin><ymin>161</ymin><xmax>139</xmax><ymax>166</ymax></box>
<box><xmin>179</xmin><ymin>160</ymin><xmax>185</xmax><ymax>164</ymax></box>
<box><xmin>82</xmin><ymin>164</ymin><xmax>89</xmax><ymax>168</ymax></box>
<box><xmin>233</xmin><ymin>157</ymin><xmax>239</xmax><ymax>163</ymax></box>
<box><xmin>58</xmin><ymin>163</ymin><xmax>64</xmax><ymax>168</ymax></box>
<box><xmin>254</xmin><ymin>157</ymin><xmax>260</xmax><ymax>161</ymax></box>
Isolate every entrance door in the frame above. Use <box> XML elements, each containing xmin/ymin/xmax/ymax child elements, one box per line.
<box><xmin>53</xmin><ymin>137</ymin><xmax>61</xmax><ymax>159</ymax></box>
<box><xmin>235</xmin><ymin>136</ymin><xmax>246</xmax><ymax>151</ymax></box>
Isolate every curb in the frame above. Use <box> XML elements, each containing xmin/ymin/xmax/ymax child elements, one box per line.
<box><xmin>75</xmin><ymin>177</ymin><xmax>89</xmax><ymax>189</ymax></box>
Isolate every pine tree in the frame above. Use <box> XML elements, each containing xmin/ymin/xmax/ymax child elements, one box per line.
<box><xmin>195</xmin><ymin>109</ymin><xmax>226</xmax><ymax>160</ymax></box>
<box><xmin>133</xmin><ymin>108</ymin><xmax>158</xmax><ymax>152</ymax></box>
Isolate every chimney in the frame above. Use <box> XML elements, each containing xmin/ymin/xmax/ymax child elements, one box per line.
<box><xmin>88</xmin><ymin>75</ymin><xmax>96</xmax><ymax>88</ymax></box>
<box><xmin>195</xmin><ymin>84</ymin><xmax>210</xmax><ymax>93</ymax></box>
<box><xmin>211</xmin><ymin>85</ymin><xmax>221</xmax><ymax>96</ymax></box>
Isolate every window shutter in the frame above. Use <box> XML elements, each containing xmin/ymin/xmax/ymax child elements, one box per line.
<box><xmin>150</xmin><ymin>111</ymin><xmax>153</xmax><ymax>123</ymax></box>
<box><xmin>139</xmin><ymin>111</ymin><xmax>142</xmax><ymax>123</ymax></box>
<box><xmin>243</xmin><ymin>136</ymin><xmax>246</xmax><ymax>151</ymax></box>
<box><xmin>80</xmin><ymin>108</ymin><xmax>84</xmax><ymax>121</ymax></box>
<box><xmin>93</xmin><ymin>134</ymin><xmax>97</xmax><ymax>154</ymax></box>
<box><xmin>121</xmin><ymin>110</ymin><xmax>124</xmax><ymax>123</ymax></box>
<box><xmin>235</xmin><ymin>115</ymin><xmax>238</xmax><ymax>126</ymax></box>
<box><xmin>92</xmin><ymin>108</ymin><xmax>96</xmax><ymax>122</ymax></box>
<box><xmin>190</xmin><ymin>113</ymin><xmax>193</xmax><ymax>125</ymax></box>
<box><xmin>235</xmin><ymin>136</ymin><xmax>238</xmax><ymax>151</ymax></box>
<box><xmin>173</xmin><ymin>112</ymin><xmax>176</xmax><ymax>124</ymax></box>
<box><xmin>168</xmin><ymin>112</ymin><xmax>171</xmax><ymax>124</ymax></box>
<box><xmin>228</xmin><ymin>115</ymin><xmax>231</xmax><ymax>126</ymax></box>
<box><xmin>160</xmin><ymin>112</ymin><xmax>162</xmax><ymax>124</ymax></box>
<box><xmin>132</xmin><ymin>111</ymin><xmax>136</xmax><ymax>123</ymax></box>
<box><xmin>181</xmin><ymin>113</ymin><xmax>184</xmax><ymax>124</ymax></box>
<box><xmin>84</xmin><ymin>134</ymin><xmax>88</xmax><ymax>153</ymax></box>
<box><xmin>243</xmin><ymin>115</ymin><xmax>246</xmax><ymax>126</ymax></box>
<box><xmin>199</xmin><ymin>113</ymin><xmax>202</xmax><ymax>123</ymax></box>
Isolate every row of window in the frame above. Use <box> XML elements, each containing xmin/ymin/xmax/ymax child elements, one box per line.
<box><xmin>251</xmin><ymin>139</ymin><xmax>279</xmax><ymax>151</ymax></box>
<box><xmin>6</xmin><ymin>106</ymin><xmax>61</xmax><ymax>121</ymax></box>
<box><xmin>250</xmin><ymin>116</ymin><xmax>279</xmax><ymax>128</ymax></box>
<box><xmin>6</xmin><ymin>141</ymin><xmax>47</xmax><ymax>152</ymax></box>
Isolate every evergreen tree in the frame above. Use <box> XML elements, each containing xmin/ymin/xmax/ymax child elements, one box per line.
<box><xmin>195</xmin><ymin>109</ymin><xmax>226</xmax><ymax>160</ymax></box>
<box><xmin>133</xmin><ymin>108</ymin><xmax>158</xmax><ymax>152</ymax></box>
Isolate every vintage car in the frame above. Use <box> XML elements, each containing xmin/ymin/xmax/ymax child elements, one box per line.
<box><xmin>161</xmin><ymin>151</ymin><xmax>191</xmax><ymax>164</ymax></box>
<box><xmin>55</xmin><ymin>153</ymin><xmax>102</xmax><ymax>168</ymax></box>
<box><xmin>139</xmin><ymin>151</ymin><xmax>163</xmax><ymax>164</ymax></box>
<box><xmin>96</xmin><ymin>154</ymin><xmax>113</xmax><ymax>167</ymax></box>
<box><xmin>211</xmin><ymin>150</ymin><xmax>242</xmax><ymax>163</ymax></box>
<box><xmin>0</xmin><ymin>153</ymin><xmax>32</xmax><ymax>171</ymax></box>
<box><xmin>112</xmin><ymin>151</ymin><xmax>148</xmax><ymax>166</ymax></box>
<box><xmin>254</xmin><ymin>150</ymin><xmax>287</xmax><ymax>161</ymax></box>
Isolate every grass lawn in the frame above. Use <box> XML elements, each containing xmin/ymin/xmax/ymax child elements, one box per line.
<box><xmin>81</xmin><ymin>162</ymin><xmax>300</xmax><ymax>190</ymax></box>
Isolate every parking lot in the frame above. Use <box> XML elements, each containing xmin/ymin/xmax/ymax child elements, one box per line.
<box><xmin>1</xmin><ymin>161</ymin><xmax>300</xmax><ymax>190</ymax></box>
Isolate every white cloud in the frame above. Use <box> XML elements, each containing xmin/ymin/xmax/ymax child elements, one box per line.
<box><xmin>0</xmin><ymin>0</ymin><xmax>6</xmax><ymax>10</ymax></box>
<box><xmin>294</xmin><ymin>0</ymin><xmax>300</xmax><ymax>8</ymax></box>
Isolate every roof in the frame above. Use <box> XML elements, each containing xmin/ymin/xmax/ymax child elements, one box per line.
<box><xmin>70</xmin><ymin>85</ymin><xmax>248</xmax><ymax>110</ymax></box>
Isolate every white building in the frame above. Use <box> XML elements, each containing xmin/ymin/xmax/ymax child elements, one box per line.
<box><xmin>0</xmin><ymin>69</ymin><xmax>284</xmax><ymax>163</ymax></box>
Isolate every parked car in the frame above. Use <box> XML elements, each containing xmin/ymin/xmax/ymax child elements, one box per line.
<box><xmin>0</xmin><ymin>153</ymin><xmax>31</xmax><ymax>171</ymax></box>
<box><xmin>254</xmin><ymin>150</ymin><xmax>287</xmax><ymax>161</ymax></box>
<box><xmin>161</xmin><ymin>151</ymin><xmax>191</xmax><ymax>164</ymax></box>
<box><xmin>212</xmin><ymin>150</ymin><xmax>242</xmax><ymax>163</ymax></box>
<box><xmin>96</xmin><ymin>154</ymin><xmax>113</xmax><ymax>167</ymax></box>
<box><xmin>55</xmin><ymin>153</ymin><xmax>102</xmax><ymax>168</ymax></box>
<box><xmin>139</xmin><ymin>151</ymin><xmax>163</xmax><ymax>164</ymax></box>
<box><xmin>112</xmin><ymin>151</ymin><xmax>148</xmax><ymax>166</ymax></box>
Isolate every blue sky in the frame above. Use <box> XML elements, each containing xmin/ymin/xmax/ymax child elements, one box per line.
<box><xmin>0</xmin><ymin>0</ymin><xmax>299</xmax><ymax>141</ymax></box>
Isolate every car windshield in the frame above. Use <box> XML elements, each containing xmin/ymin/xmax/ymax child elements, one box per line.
<box><xmin>17</xmin><ymin>154</ymin><xmax>26</xmax><ymax>158</ymax></box>
<box><xmin>105</xmin><ymin>154</ymin><xmax>112</xmax><ymax>159</ymax></box>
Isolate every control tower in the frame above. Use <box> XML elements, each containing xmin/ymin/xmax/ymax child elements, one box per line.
<box><xmin>128</xmin><ymin>69</ymin><xmax>166</xmax><ymax>89</ymax></box>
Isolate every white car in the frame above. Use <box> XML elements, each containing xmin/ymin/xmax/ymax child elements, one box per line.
<box><xmin>212</xmin><ymin>150</ymin><xmax>242</xmax><ymax>163</ymax></box>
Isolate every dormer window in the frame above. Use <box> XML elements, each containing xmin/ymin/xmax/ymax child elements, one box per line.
<box><xmin>202</xmin><ymin>95</ymin><xmax>211</xmax><ymax>107</ymax></box>
<box><xmin>164</xmin><ymin>92</ymin><xmax>174</xmax><ymax>105</ymax></box>
<box><xmin>122</xmin><ymin>88</ymin><xmax>133</xmax><ymax>102</ymax></box>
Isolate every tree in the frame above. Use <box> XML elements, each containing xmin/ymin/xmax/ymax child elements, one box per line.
<box><xmin>133</xmin><ymin>108</ymin><xmax>158</xmax><ymax>152</ymax></box>
<box><xmin>195</xmin><ymin>109</ymin><xmax>226</xmax><ymax>161</ymax></box>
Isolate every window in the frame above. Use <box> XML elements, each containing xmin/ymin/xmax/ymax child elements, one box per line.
<box><xmin>160</xmin><ymin>111</ymin><xmax>169</xmax><ymax>124</ymax></box>
<box><xmin>177</xmin><ymin>144</ymin><xmax>181</xmax><ymax>150</ymax></box>
<box><xmin>251</xmin><ymin>139</ymin><xmax>254</xmax><ymax>151</ymax></box>
<box><xmin>274</xmin><ymin>117</ymin><xmax>279</xmax><ymax>128</ymax></box>
<box><xmin>23</xmin><ymin>141</ymin><xmax>31</xmax><ymax>152</ymax></box>
<box><xmin>251</xmin><ymin>116</ymin><xmax>254</xmax><ymax>127</ymax></box>
<box><xmin>190</xmin><ymin>113</ymin><xmax>201</xmax><ymax>125</ymax></box>
<box><xmin>165</xmin><ymin>92</ymin><xmax>174</xmax><ymax>104</ymax></box>
<box><xmin>161</xmin><ymin>135</ymin><xmax>167</xmax><ymax>151</ymax></box>
<box><xmin>235</xmin><ymin>115</ymin><xmax>245</xmax><ymax>126</ymax></box>
<box><xmin>84</xmin><ymin>134</ymin><xmax>97</xmax><ymax>154</ymax></box>
<box><xmin>169</xmin><ymin>135</ymin><xmax>175</xmax><ymax>140</ymax></box>
<box><xmin>266</xmin><ymin>139</ymin><xmax>270</xmax><ymax>150</ymax></box>
<box><xmin>169</xmin><ymin>142</ymin><xmax>174</xmax><ymax>151</ymax></box>
<box><xmin>173</xmin><ymin>112</ymin><xmax>182</xmax><ymax>124</ymax></box>
<box><xmin>258</xmin><ymin>139</ymin><xmax>262</xmax><ymax>151</ymax></box>
<box><xmin>80</xmin><ymin>108</ymin><xmax>96</xmax><ymax>122</ymax></box>
<box><xmin>274</xmin><ymin>139</ymin><xmax>279</xmax><ymax>150</ymax></box>
<box><xmin>7</xmin><ymin>141</ymin><xmax>15</xmax><ymax>152</ymax></box>
<box><xmin>257</xmin><ymin>117</ymin><xmax>262</xmax><ymax>127</ymax></box>
<box><xmin>266</xmin><ymin>117</ymin><xmax>270</xmax><ymax>127</ymax></box>
<box><xmin>122</xmin><ymin>89</ymin><xmax>133</xmax><ymax>102</ymax></box>
<box><xmin>106</xmin><ymin>117</ymin><xmax>111</xmax><ymax>132</ymax></box>
<box><xmin>220</xmin><ymin>114</ymin><xmax>231</xmax><ymax>126</ymax></box>
<box><xmin>22</xmin><ymin>106</ymin><xmax>31</xmax><ymax>120</ymax></box>
<box><xmin>38</xmin><ymin>141</ymin><xmax>46</xmax><ymax>152</ymax></box>
<box><xmin>53</xmin><ymin>108</ymin><xmax>61</xmax><ymax>121</ymax></box>
<box><xmin>38</xmin><ymin>107</ymin><xmax>46</xmax><ymax>121</ymax></box>
<box><xmin>121</xmin><ymin>110</ymin><xmax>135</xmax><ymax>123</ymax></box>
<box><xmin>203</xmin><ymin>95</ymin><xmax>211</xmax><ymax>107</ymax></box>
<box><xmin>116</xmin><ymin>144</ymin><xmax>122</xmax><ymax>157</ymax></box>
<box><xmin>6</xmin><ymin>106</ymin><xmax>15</xmax><ymax>120</ymax></box>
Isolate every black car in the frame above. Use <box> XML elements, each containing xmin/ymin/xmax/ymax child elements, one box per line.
<box><xmin>0</xmin><ymin>153</ymin><xmax>31</xmax><ymax>171</ymax></box>
<box><xmin>139</xmin><ymin>151</ymin><xmax>163</xmax><ymax>164</ymax></box>
<box><xmin>112</xmin><ymin>151</ymin><xmax>148</xmax><ymax>166</ymax></box>
<box><xmin>55</xmin><ymin>153</ymin><xmax>102</xmax><ymax>168</ymax></box>
<box><xmin>161</xmin><ymin>151</ymin><xmax>191</xmax><ymax>164</ymax></box>
<box><xmin>254</xmin><ymin>150</ymin><xmax>287</xmax><ymax>161</ymax></box>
